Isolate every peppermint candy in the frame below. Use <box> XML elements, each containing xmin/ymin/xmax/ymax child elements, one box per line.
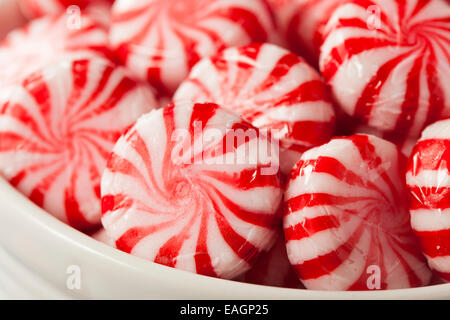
<box><xmin>284</xmin><ymin>134</ymin><xmax>432</xmax><ymax>290</ymax></box>
<box><xmin>320</xmin><ymin>0</ymin><xmax>450</xmax><ymax>144</ymax></box>
<box><xmin>174</xmin><ymin>43</ymin><xmax>336</xmax><ymax>174</ymax></box>
<box><xmin>109</xmin><ymin>0</ymin><xmax>277</xmax><ymax>96</ymax></box>
<box><xmin>101</xmin><ymin>101</ymin><xmax>283</xmax><ymax>279</ymax></box>
<box><xmin>0</xmin><ymin>57</ymin><xmax>158</xmax><ymax>232</ymax></box>
<box><xmin>0</xmin><ymin>14</ymin><xmax>110</xmax><ymax>88</ymax></box>
<box><xmin>406</xmin><ymin>119</ymin><xmax>450</xmax><ymax>282</ymax></box>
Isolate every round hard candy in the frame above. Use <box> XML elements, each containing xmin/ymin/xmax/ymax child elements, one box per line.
<box><xmin>101</xmin><ymin>101</ymin><xmax>283</xmax><ymax>279</ymax></box>
<box><xmin>284</xmin><ymin>134</ymin><xmax>432</xmax><ymax>290</ymax></box>
<box><xmin>320</xmin><ymin>0</ymin><xmax>450</xmax><ymax>143</ymax></box>
<box><xmin>0</xmin><ymin>13</ymin><xmax>110</xmax><ymax>88</ymax></box>
<box><xmin>0</xmin><ymin>57</ymin><xmax>158</xmax><ymax>232</ymax></box>
<box><xmin>174</xmin><ymin>43</ymin><xmax>336</xmax><ymax>174</ymax></box>
<box><xmin>406</xmin><ymin>119</ymin><xmax>450</xmax><ymax>282</ymax></box>
<box><xmin>109</xmin><ymin>0</ymin><xmax>277</xmax><ymax>96</ymax></box>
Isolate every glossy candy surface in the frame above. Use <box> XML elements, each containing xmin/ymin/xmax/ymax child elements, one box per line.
<box><xmin>101</xmin><ymin>101</ymin><xmax>283</xmax><ymax>279</ymax></box>
<box><xmin>407</xmin><ymin>119</ymin><xmax>450</xmax><ymax>282</ymax></box>
<box><xmin>174</xmin><ymin>43</ymin><xmax>336</xmax><ymax>174</ymax></box>
<box><xmin>0</xmin><ymin>14</ymin><xmax>109</xmax><ymax>88</ymax></box>
<box><xmin>320</xmin><ymin>0</ymin><xmax>450</xmax><ymax>145</ymax></box>
<box><xmin>284</xmin><ymin>134</ymin><xmax>432</xmax><ymax>290</ymax></box>
<box><xmin>0</xmin><ymin>57</ymin><xmax>157</xmax><ymax>232</ymax></box>
<box><xmin>109</xmin><ymin>0</ymin><xmax>277</xmax><ymax>96</ymax></box>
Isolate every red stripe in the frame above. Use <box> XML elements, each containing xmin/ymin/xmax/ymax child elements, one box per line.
<box><xmin>294</xmin><ymin>224</ymin><xmax>365</xmax><ymax>280</ymax></box>
<box><xmin>415</xmin><ymin>229</ymin><xmax>450</xmax><ymax>257</ymax></box>
<box><xmin>189</xmin><ymin>103</ymin><xmax>219</xmax><ymax>133</ymax></box>
<box><xmin>409</xmin><ymin>185</ymin><xmax>450</xmax><ymax>210</ymax></box>
<box><xmin>1</xmin><ymin>103</ymin><xmax>52</xmax><ymax>147</ymax></box>
<box><xmin>116</xmin><ymin>220</ymin><xmax>177</xmax><ymax>254</ymax></box>
<box><xmin>127</xmin><ymin>132</ymin><xmax>166</xmax><ymax>196</ymax></box>
<box><xmin>215</xmin><ymin>211</ymin><xmax>260</xmax><ymax>265</ymax></box>
<box><xmin>195</xmin><ymin>213</ymin><xmax>218</xmax><ymax>277</ymax></box>
<box><xmin>323</xmin><ymin>38</ymin><xmax>396</xmax><ymax>81</ymax></box>
<box><xmin>425</xmin><ymin>49</ymin><xmax>446</xmax><ymax>126</ymax></box>
<box><xmin>72</xmin><ymin>59</ymin><xmax>88</xmax><ymax>89</ymax></box>
<box><xmin>284</xmin><ymin>215</ymin><xmax>340</xmax><ymax>241</ymax></box>
<box><xmin>294</xmin><ymin>156</ymin><xmax>365</xmax><ymax>188</ymax></box>
<box><xmin>390</xmin><ymin>52</ymin><xmax>424</xmax><ymax>138</ymax></box>
<box><xmin>0</xmin><ymin>132</ymin><xmax>48</xmax><ymax>153</ymax></box>
<box><xmin>209</xmin><ymin>188</ymin><xmax>280</xmax><ymax>229</ymax></box>
<box><xmin>270</xmin><ymin>80</ymin><xmax>332</xmax><ymax>108</ymax></box>
<box><xmin>71</xmin><ymin>63</ymin><xmax>115</xmax><ymax>122</ymax></box>
<box><xmin>354</xmin><ymin>51</ymin><xmax>413</xmax><ymax>123</ymax></box>
<box><xmin>286</xmin><ymin>193</ymin><xmax>372</xmax><ymax>215</ymax></box>
<box><xmin>290</xmin><ymin>121</ymin><xmax>335</xmax><ymax>146</ymax></box>
<box><xmin>409</xmin><ymin>139</ymin><xmax>450</xmax><ymax>173</ymax></box>
<box><xmin>154</xmin><ymin>215</ymin><xmax>197</xmax><ymax>268</ymax></box>
<box><xmin>106</xmin><ymin>153</ymin><xmax>154</xmax><ymax>197</ymax></box>
<box><xmin>202</xmin><ymin>167</ymin><xmax>280</xmax><ymax>190</ymax></box>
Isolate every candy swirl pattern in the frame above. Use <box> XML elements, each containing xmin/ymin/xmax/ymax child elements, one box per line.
<box><xmin>0</xmin><ymin>14</ymin><xmax>110</xmax><ymax>88</ymax></box>
<box><xmin>406</xmin><ymin>119</ymin><xmax>450</xmax><ymax>282</ymax></box>
<box><xmin>174</xmin><ymin>43</ymin><xmax>336</xmax><ymax>174</ymax></box>
<box><xmin>284</xmin><ymin>134</ymin><xmax>432</xmax><ymax>290</ymax></box>
<box><xmin>109</xmin><ymin>0</ymin><xmax>277</xmax><ymax>95</ymax></box>
<box><xmin>320</xmin><ymin>0</ymin><xmax>450</xmax><ymax>145</ymax></box>
<box><xmin>0</xmin><ymin>57</ymin><xmax>158</xmax><ymax>232</ymax></box>
<box><xmin>101</xmin><ymin>101</ymin><xmax>283</xmax><ymax>279</ymax></box>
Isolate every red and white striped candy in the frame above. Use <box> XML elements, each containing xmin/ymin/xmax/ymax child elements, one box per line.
<box><xmin>270</xmin><ymin>0</ymin><xmax>342</xmax><ymax>67</ymax></box>
<box><xmin>0</xmin><ymin>14</ymin><xmax>109</xmax><ymax>88</ymax></box>
<box><xmin>284</xmin><ymin>134</ymin><xmax>432</xmax><ymax>290</ymax></box>
<box><xmin>109</xmin><ymin>0</ymin><xmax>277</xmax><ymax>96</ymax></box>
<box><xmin>18</xmin><ymin>0</ymin><xmax>113</xmax><ymax>19</ymax></box>
<box><xmin>0</xmin><ymin>57</ymin><xmax>158</xmax><ymax>232</ymax></box>
<box><xmin>406</xmin><ymin>119</ymin><xmax>450</xmax><ymax>282</ymax></box>
<box><xmin>174</xmin><ymin>43</ymin><xmax>336</xmax><ymax>174</ymax></box>
<box><xmin>320</xmin><ymin>0</ymin><xmax>450</xmax><ymax>144</ymax></box>
<box><xmin>236</xmin><ymin>234</ymin><xmax>304</xmax><ymax>288</ymax></box>
<box><xmin>101</xmin><ymin>101</ymin><xmax>283</xmax><ymax>279</ymax></box>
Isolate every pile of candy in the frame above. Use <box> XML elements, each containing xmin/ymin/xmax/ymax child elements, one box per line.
<box><xmin>0</xmin><ymin>0</ymin><xmax>449</xmax><ymax>291</ymax></box>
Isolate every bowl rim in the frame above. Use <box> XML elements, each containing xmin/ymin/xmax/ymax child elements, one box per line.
<box><xmin>0</xmin><ymin>177</ymin><xmax>449</xmax><ymax>300</ymax></box>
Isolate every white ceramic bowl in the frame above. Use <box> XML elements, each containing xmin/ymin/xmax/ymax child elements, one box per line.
<box><xmin>0</xmin><ymin>178</ymin><xmax>449</xmax><ymax>299</ymax></box>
